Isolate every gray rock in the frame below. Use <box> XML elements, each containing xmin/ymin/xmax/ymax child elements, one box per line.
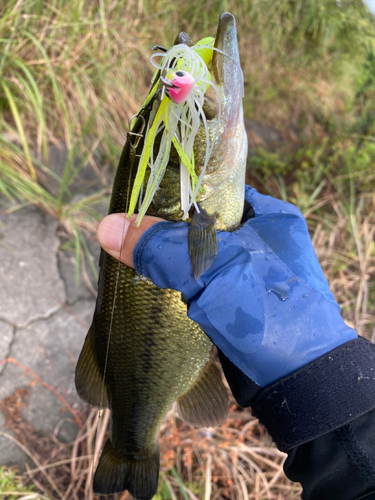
<box><xmin>0</xmin><ymin>321</ymin><xmax>14</xmax><ymax>373</ymax></box>
<box><xmin>57</xmin><ymin>235</ymin><xmax>100</xmax><ymax>304</ymax></box>
<box><xmin>0</xmin><ymin>300</ymin><xmax>94</xmax><ymax>466</ymax></box>
<box><xmin>0</xmin><ymin>413</ymin><xmax>28</xmax><ymax>467</ymax></box>
<box><xmin>35</xmin><ymin>142</ymin><xmax>111</xmax><ymax>200</ymax></box>
<box><xmin>0</xmin><ymin>207</ymin><xmax>65</xmax><ymax>327</ymax></box>
<box><xmin>24</xmin><ymin>384</ymin><xmax>79</xmax><ymax>443</ymax></box>
<box><xmin>0</xmin><ymin>142</ymin><xmax>111</xmax><ymax>469</ymax></box>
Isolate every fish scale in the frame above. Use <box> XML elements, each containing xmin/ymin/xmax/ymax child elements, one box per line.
<box><xmin>102</xmin><ymin>263</ymin><xmax>213</xmax><ymax>452</ymax></box>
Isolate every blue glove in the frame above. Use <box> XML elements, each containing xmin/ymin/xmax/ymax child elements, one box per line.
<box><xmin>134</xmin><ymin>185</ymin><xmax>357</xmax><ymax>388</ymax></box>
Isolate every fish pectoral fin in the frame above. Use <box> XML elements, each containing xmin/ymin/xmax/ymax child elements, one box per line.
<box><xmin>176</xmin><ymin>359</ymin><xmax>229</xmax><ymax>427</ymax></box>
<box><xmin>75</xmin><ymin>322</ymin><xmax>109</xmax><ymax>408</ymax></box>
<box><xmin>188</xmin><ymin>206</ymin><xmax>217</xmax><ymax>280</ymax></box>
<box><xmin>93</xmin><ymin>439</ymin><xmax>160</xmax><ymax>500</ymax></box>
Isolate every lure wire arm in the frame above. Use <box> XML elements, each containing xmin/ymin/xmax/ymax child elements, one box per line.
<box><xmin>152</xmin><ymin>44</ymin><xmax>168</xmax><ymax>52</ymax></box>
<box><xmin>149</xmin><ymin>62</ymin><xmax>171</xmax><ymax>129</ymax></box>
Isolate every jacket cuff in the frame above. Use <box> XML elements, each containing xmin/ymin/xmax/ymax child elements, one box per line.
<box><xmin>251</xmin><ymin>337</ymin><xmax>375</xmax><ymax>452</ymax></box>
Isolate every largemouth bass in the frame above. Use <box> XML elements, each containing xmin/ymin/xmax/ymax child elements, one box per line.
<box><xmin>75</xmin><ymin>12</ymin><xmax>247</xmax><ymax>500</ymax></box>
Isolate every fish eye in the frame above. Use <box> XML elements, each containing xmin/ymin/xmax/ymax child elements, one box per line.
<box><xmin>175</xmin><ymin>71</ymin><xmax>185</xmax><ymax>77</ymax></box>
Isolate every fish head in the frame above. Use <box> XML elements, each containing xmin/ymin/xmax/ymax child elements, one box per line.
<box><xmin>193</xmin><ymin>12</ymin><xmax>247</xmax><ymax>230</ymax></box>
<box><xmin>187</xmin><ymin>13</ymin><xmax>248</xmax><ymax>279</ymax></box>
<box><xmin>148</xmin><ymin>13</ymin><xmax>247</xmax><ymax>231</ymax></box>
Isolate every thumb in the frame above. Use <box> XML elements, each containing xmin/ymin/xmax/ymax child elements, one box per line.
<box><xmin>96</xmin><ymin>213</ymin><xmax>165</xmax><ymax>268</ymax></box>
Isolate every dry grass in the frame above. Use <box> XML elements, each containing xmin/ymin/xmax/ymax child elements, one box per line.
<box><xmin>312</xmin><ymin>194</ymin><xmax>375</xmax><ymax>339</ymax></box>
<box><xmin>1</xmin><ymin>0</ymin><xmax>373</xmax><ymax>212</ymax></box>
<box><xmin>0</xmin><ymin>393</ymin><xmax>302</xmax><ymax>500</ymax></box>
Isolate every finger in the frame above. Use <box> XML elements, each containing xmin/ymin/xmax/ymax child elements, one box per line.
<box><xmin>96</xmin><ymin>213</ymin><xmax>165</xmax><ymax>268</ymax></box>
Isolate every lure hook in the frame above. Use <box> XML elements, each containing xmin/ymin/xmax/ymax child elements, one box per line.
<box><xmin>160</xmin><ymin>76</ymin><xmax>176</xmax><ymax>89</ymax></box>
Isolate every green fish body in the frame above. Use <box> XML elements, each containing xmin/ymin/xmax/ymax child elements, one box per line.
<box><xmin>75</xmin><ymin>12</ymin><xmax>247</xmax><ymax>500</ymax></box>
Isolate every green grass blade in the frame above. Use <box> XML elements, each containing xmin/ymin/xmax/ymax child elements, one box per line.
<box><xmin>1</xmin><ymin>80</ymin><xmax>37</xmax><ymax>180</ymax></box>
<box><xmin>22</xmin><ymin>29</ymin><xmax>73</xmax><ymax>210</ymax></box>
<box><xmin>12</xmin><ymin>57</ymin><xmax>48</xmax><ymax>158</ymax></box>
<box><xmin>170</xmin><ymin>467</ymin><xmax>189</xmax><ymax>500</ymax></box>
<box><xmin>70</xmin><ymin>218</ymin><xmax>81</xmax><ymax>286</ymax></box>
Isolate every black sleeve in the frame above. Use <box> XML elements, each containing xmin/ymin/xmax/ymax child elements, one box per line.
<box><xmin>284</xmin><ymin>409</ymin><xmax>375</xmax><ymax>499</ymax></box>
<box><xmin>218</xmin><ymin>337</ymin><xmax>375</xmax><ymax>500</ymax></box>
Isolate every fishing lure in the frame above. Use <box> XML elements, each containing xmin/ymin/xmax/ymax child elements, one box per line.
<box><xmin>163</xmin><ymin>70</ymin><xmax>195</xmax><ymax>104</ymax></box>
<box><xmin>127</xmin><ymin>37</ymin><xmax>221</xmax><ymax>221</ymax></box>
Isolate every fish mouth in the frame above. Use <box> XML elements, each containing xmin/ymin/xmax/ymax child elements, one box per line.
<box><xmin>175</xmin><ymin>13</ymin><xmax>242</xmax><ymax>123</ymax></box>
<box><xmin>211</xmin><ymin>13</ymin><xmax>243</xmax><ymax>125</ymax></box>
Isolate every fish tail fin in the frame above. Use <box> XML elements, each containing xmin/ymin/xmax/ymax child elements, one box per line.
<box><xmin>93</xmin><ymin>439</ymin><xmax>160</xmax><ymax>500</ymax></box>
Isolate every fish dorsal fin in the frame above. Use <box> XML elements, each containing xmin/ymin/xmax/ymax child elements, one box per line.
<box><xmin>176</xmin><ymin>358</ymin><xmax>229</xmax><ymax>427</ymax></box>
<box><xmin>75</xmin><ymin>322</ymin><xmax>109</xmax><ymax>408</ymax></box>
<box><xmin>188</xmin><ymin>206</ymin><xmax>217</xmax><ymax>280</ymax></box>
<box><xmin>173</xmin><ymin>31</ymin><xmax>194</xmax><ymax>46</ymax></box>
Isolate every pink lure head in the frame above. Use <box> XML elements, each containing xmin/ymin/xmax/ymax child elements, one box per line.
<box><xmin>167</xmin><ymin>71</ymin><xmax>195</xmax><ymax>104</ymax></box>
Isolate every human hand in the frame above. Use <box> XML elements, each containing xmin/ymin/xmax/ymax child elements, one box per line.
<box><xmin>97</xmin><ymin>186</ymin><xmax>375</xmax><ymax>463</ymax></box>
<box><xmin>97</xmin><ymin>186</ymin><xmax>357</xmax><ymax>390</ymax></box>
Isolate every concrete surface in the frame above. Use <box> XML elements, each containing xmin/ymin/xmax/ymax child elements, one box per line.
<box><xmin>0</xmin><ymin>208</ymin><xmax>65</xmax><ymax>327</ymax></box>
<box><xmin>0</xmin><ymin>202</ymin><xmax>99</xmax><ymax>466</ymax></box>
<box><xmin>0</xmin><ymin>145</ymin><xmax>105</xmax><ymax>467</ymax></box>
